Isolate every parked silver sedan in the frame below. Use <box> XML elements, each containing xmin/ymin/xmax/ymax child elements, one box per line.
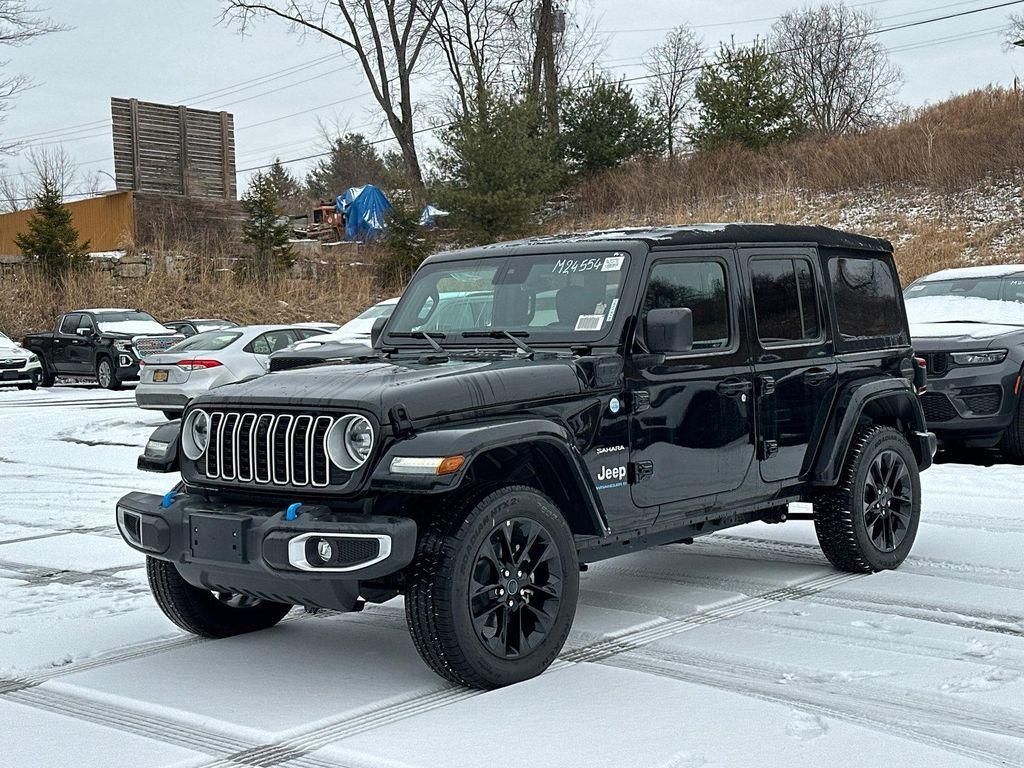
<box><xmin>135</xmin><ymin>325</ymin><xmax>327</xmax><ymax>419</ymax></box>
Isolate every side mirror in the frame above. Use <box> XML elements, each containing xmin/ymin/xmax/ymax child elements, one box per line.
<box><xmin>76</xmin><ymin>327</ymin><xmax>92</xmax><ymax>337</ymax></box>
<box><xmin>645</xmin><ymin>308</ymin><xmax>693</xmax><ymax>355</ymax></box>
<box><xmin>370</xmin><ymin>316</ymin><xmax>388</xmax><ymax>347</ymax></box>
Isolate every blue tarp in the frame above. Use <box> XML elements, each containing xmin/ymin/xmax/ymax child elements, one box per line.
<box><xmin>419</xmin><ymin>204</ymin><xmax>450</xmax><ymax>227</ymax></box>
<box><xmin>335</xmin><ymin>184</ymin><xmax>392</xmax><ymax>240</ymax></box>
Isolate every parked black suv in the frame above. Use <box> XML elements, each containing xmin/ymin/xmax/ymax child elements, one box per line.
<box><xmin>117</xmin><ymin>224</ymin><xmax>935</xmax><ymax>688</ymax></box>
<box><xmin>905</xmin><ymin>265</ymin><xmax>1024</xmax><ymax>458</ymax></box>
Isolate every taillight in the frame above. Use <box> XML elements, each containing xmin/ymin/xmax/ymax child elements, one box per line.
<box><xmin>176</xmin><ymin>359</ymin><xmax>223</xmax><ymax>370</ymax></box>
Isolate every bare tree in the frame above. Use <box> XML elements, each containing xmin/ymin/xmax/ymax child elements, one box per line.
<box><xmin>643</xmin><ymin>24</ymin><xmax>704</xmax><ymax>157</ymax></box>
<box><xmin>223</xmin><ymin>1</ymin><xmax>442</xmax><ymax>195</ymax></box>
<box><xmin>426</xmin><ymin>0</ymin><xmax>518</xmax><ymax>119</ymax></box>
<box><xmin>770</xmin><ymin>3</ymin><xmax>901</xmax><ymax>135</ymax></box>
<box><xmin>0</xmin><ymin>144</ymin><xmax>78</xmax><ymax>212</ymax></box>
<box><xmin>1005</xmin><ymin>13</ymin><xmax>1024</xmax><ymax>48</ymax></box>
<box><xmin>0</xmin><ymin>2</ymin><xmax>63</xmax><ymax>153</ymax></box>
<box><xmin>505</xmin><ymin>1</ymin><xmax>603</xmax><ymax>97</ymax></box>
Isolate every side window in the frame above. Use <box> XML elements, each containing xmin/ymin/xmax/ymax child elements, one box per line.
<box><xmin>641</xmin><ymin>260</ymin><xmax>730</xmax><ymax>351</ymax></box>
<box><xmin>827</xmin><ymin>256</ymin><xmax>906</xmax><ymax>346</ymax></box>
<box><xmin>749</xmin><ymin>258</ymin><xmax>822</xmax><ymax>345</ymax></box>
<box><xmin>77</xmin><ymin>315</ymin><xmax>96</xmax><ymax>332</ymax></box>
<box><xmin>60</xmin><ymin>314</ymin><xmax>81</xmax><ymax>334</ymax></box>
<box><xmin>248</xmin><ymin>330</ymin><xmax>297</xmax><ymax>355</ymax></box>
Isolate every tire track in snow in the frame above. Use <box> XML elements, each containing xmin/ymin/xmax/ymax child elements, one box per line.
<box><xmin>605</xmin><ymin>649</ymin><xmax>1024</xmax><ymax>767</ymax></box>
<box><xmin>693</xmin><ymin>534</ymin><xmax>1024</xmax><ymax>591</ymax></box>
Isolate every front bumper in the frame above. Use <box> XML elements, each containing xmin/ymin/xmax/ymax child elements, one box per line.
<box><xmin>920</xmin><ymin>363</ymin><xmax>1021</xmax><ymax>445</ymax></box>
<box><xmin>0</xmin><ymin>359</ymin><xmax>41</xmax><ymax>384</ymax></box>
<box><xmin>116</xmin><ymin>491</ymin><xmax>417</xmax><ymax>611</ymax></box>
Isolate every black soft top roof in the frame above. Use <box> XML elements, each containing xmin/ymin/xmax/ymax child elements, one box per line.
<box><xmin>426</xmin><ymin>223</ymin><xmax>892</xmax><ymax>264</ymax></box>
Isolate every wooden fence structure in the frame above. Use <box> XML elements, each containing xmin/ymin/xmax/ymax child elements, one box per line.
<box><xmin>111</xmin><ymin>98</ymin><xmax>237</xmax><ymax>200</ymax></box>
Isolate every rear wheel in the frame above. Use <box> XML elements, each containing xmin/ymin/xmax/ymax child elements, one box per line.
<box><xmin>814</xmin><ymin>425</ymin><xmax>921</xmax><ymax>573</ymax></box>
<box><xmin>405</xmin><ymin>485</ymin><xmax>579</xmax><ymax>688</ymax></box>
<box><xmin>999</xmin><ymin>394</ymin><xmax>1024</xmax><ymax>462</ymax></box>
<box><xmin>146</xmin><ymin>557</ymin><xmax>291</xmax><ymax>638</ymax></box>
<box><xmin>96</xmin><ymin>357</ymin><xmax>121</xmax><ymax>390</ymax></box>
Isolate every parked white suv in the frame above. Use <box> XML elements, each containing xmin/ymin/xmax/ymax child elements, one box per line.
<box><xmin>0</xmin><ymin>331</ymin><xmax>44</xmax><ymax>390</ymax></box>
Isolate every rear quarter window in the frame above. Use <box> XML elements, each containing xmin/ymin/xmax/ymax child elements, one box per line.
<box><xmin>827</xmin><ymin>255</ymin><xmax>907</xmax><ymax>348</ymax></box>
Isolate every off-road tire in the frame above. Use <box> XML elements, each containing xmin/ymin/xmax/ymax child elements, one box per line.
<box><xmin>96</xmin><ymin>357</ymin><xmax>121</xmax><ymax>390</ymax></box>
<box><xmin>999</xmin><ymin>394</ymin><xmax>1024</xmax><ymax>462</ymax></box>
<box><xmin>163</xmin><ymin>410</ymin><xmax>183</xmax><ymax>421</ymax></box>
<box><xmin>405</xmin><ymin>485</ymin><xmax>579</xmax><ymax>689</ymax></box>
<box><xmin>146</xmin><ymin>556</ymin><xmax>291</xmax><ymax>638</ymax></box>
<box><xmin>814</xmin><ymin>425</ymin><xmax>921</xmax><ymax>573</ymax></box>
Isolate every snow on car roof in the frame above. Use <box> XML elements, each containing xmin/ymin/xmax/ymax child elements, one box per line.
<box><xmin>77</xmin><ymin>307</ymin><xmax>137</xmax><ymax>314</ymax></box>
<box><xmin>917</xmin><ymin>264</ymin><xmax>1024</xmax><ymax>281</ymax></box>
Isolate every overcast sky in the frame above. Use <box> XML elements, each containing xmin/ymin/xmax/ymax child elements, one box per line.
<box><xmin>1</xmin><ymin>0</ymin><xmax>1021</xmax><ymax>197</ymax></box>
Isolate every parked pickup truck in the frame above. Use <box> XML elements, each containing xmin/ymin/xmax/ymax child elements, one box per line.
<box><xmin>23</xmin><ymin>308</ymin><xmax>184</xmax><ymax>389</ymax></box>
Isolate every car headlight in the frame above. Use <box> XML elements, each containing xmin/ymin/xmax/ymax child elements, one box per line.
<box><xmin>326</xmin><ymin>414</ymin><xmax>374</xmax><ymax>470</ymax></box>
<box><xmin>181</xmin><ymin>409</ymin><xmax>211</xmax><ymax>460</ymax></box>
<box><xmin>114</xmin><ymin>340</ymin><xmax>133</xmax><ymax>352</ymax></box>
<box><xmin>951</xmin><ymin>349</ymin><xmax>1008</xmax><ymax>366</ymax></box>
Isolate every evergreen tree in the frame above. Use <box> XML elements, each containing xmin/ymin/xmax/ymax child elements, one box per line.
<box><xmin>15</xmin><ymin>179</ymin><xmax>90</xmax><ymax>281</ymax></box>
<box><xmin>433</xmin><ymin>92</ymin><xmax>563</xmax><ymax>241</ymax></box>
<box><xmin>305</xmin><ymin>134</ymin><xmax>389</xmax><ymax>199</ymax></box>
<box><xmin>265</xmin><ymin>158</ymin><xmax>301</xmax><ymax>201</ymax></box>
<box><xmin>687</xmin><ymin>40</ymin><xmax>804</xmax><ymax>151</ymax></box>
<box><xmin>240</xmin><ymin>171</ymin><xmax>293</xmax><ymax>278</ymax></box>
<box><xmin>560</xmin><ymin>72</ymin><xmax>665</xmax><ymax>174</ymax></box>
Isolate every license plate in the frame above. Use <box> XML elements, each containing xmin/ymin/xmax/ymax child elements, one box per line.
<box><xmin>153</xmin><ymin>369</ymin><xmax>169</xmax><ymax>382</ymax></box>
<box><xmin>189</xmin><ymin>514</ymin><xmax>249</xmax><ymax>563</ymax></box>
<box><xmin>1</xmin><ymin>371</ymin><xmax>17</xmax><ymax>381</ymax></box>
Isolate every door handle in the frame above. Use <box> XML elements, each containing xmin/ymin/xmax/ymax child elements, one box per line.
<box><xmin>804</xmin><ymin>367</ymin><xmax>833</xmax><ymax>386</ymax></box>
<box><xmin>716</xmin><ymin>379</ymin><xmax>752</xmax><ymax>397</ymax></box>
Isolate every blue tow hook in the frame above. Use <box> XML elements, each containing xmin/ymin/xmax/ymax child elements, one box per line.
<box><xmin>161</xmin><ymin>489</ymin><xmax>179</xmax><ymax>509</ymax></box>
<box><xmin>285</xmin><ymin>502</ymin><xmax>303</xmax><ymax>521</ymax></box>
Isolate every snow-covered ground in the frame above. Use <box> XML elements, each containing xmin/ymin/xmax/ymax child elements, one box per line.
<box><xmin>1</xmin><ymin>387</ymin><xmax>1022</xmax><ymax>768</ymax></box>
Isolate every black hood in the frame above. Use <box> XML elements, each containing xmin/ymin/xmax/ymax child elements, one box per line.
<box><xmin>911</xmin><ymin>322</ymin><xmax>1024</xmax><ymax>349</ymax></box>
<box><xmin>193</xmin><ymin>356</ymin><xmax>587</xmax><ymax>419</ymax></box>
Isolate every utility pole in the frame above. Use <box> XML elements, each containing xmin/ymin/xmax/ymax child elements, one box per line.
<box><xmin>531</xmin><ymin>0</ymin><xmax>564</xmax><ymax>134</ymax></box>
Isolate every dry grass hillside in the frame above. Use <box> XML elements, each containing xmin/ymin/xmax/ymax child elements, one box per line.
<box><xmin>558</xmin><ymin>87</ymin><xmax>1024</xmax><ymax>284</ymax></box>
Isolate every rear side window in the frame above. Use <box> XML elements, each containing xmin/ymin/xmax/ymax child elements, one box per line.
<box><xmin>641</xmin><ymin>260</ymin><xmax>731</xmax><ymax>351</ymax></box>
<box><xmin>828</xmin><ymin>256</ymin><xmax>906</xmax><ymax>346</ymax></box>
<box><xmin>246</xmin><ymin>330</ymin><xmax>297</xmax><ymax>355</ymax></box>
<box><xmin>750</xmin><ymin>258</ymin><xmax>821</xmax><ymax>345</ymax></box>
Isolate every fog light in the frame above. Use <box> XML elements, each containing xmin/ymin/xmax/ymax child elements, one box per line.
<box><xmin>316</xmin><ymin>538</ymin><xmax>333</xmax><ymax>562</ymax></box>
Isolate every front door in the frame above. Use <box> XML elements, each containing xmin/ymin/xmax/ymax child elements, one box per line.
<box><xmin>627</xmin><ymin>250</ymin><xmax>756</xmax><ymax>512</ymax></box>
<box><xmin>741</xmin><ymin>249</ymin><xmax>838</xmax><ymax>482</ymax></box>
<box><xmin>52</xmin><ymin>313</ymin><xmax>81</xmax><ymax>374</ymax></box>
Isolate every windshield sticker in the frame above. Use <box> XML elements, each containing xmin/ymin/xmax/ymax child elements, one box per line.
<box><xmin>602</xmin><ymin>255</ymin><xmax>625</xmax><ymax>272</ymax></box>
<box><xmin>575</xmin><ymin>314</ymin><xmax>604</xmax><ymax>332</ymax></box>
<box><xmin>606</xmin><ymin>298</ymin><xmax>619</xmax><ymax>322</ymax></box>
<box><xmin>552</xmin><ymin>257</ymin><xmax>605</xmax><ymax>275</ymax></box>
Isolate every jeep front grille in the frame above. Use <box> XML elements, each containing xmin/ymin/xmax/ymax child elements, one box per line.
<box><xmin>204</xmin><ymin>411</ymin><xmax>334</xmax><ymax>487</ymax></box>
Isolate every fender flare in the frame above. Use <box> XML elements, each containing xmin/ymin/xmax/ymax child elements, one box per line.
<box><xmin>369</xmin><ymin>418</ymin><xmax>608</xmax><ymax>536</ymax></box>
<box><xmin>812</xmin><ymin>377</ymin><xmax>929</xmax><ymax>485</ymax></box>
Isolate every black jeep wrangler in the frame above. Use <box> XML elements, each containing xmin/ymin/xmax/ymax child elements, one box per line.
<box><xmin>117</xmin><ymin>224</ymin><xmax>935</xmax><ymax>689</ymax></box>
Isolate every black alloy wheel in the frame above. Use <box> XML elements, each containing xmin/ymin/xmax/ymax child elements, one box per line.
<box><xmin>862</xmin><ymin>449</ymin><xmax>914</xmax><ymax>552</ymax></box>
<box><xmin>469</xmin><ymin>516</ymin><xmax>563</xmax><ymax>660</ymax></box>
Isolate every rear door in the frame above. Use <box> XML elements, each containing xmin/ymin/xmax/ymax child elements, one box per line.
<box><xmin>627</xmin><ymin>249</ymin><xmax>756</xmax><ymax>512</ymax></box>
<box><xmin>52</xmin><ymin>313</ymin><xmax>81</xmax><ymax>374</ymax></box>
<box><xmin>741</xmin><ymin>249</ymin><xmax>837</xmax><ymax>482</ymax></box>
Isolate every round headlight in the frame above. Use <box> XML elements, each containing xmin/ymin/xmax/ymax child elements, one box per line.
<box><xmin>182</xmin><ymin>409</ymin><xmax>211</xmax><ymax>461</ymax></box>
<box><xmin>326</xmin><ymin>414</ymin><xmax>374</xmax><ymax>470</ymax></box>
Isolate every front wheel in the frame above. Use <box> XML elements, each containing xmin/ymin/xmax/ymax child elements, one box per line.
<box><xmin>96</xmin><ymin>357</ymin><xmax>121</xmax><ymax>390</ymax></box>
<box><xmin>814</xmin><ymin>425</ymin><xmax>921</xmax><ymax>573</ymax></box>
<box><xmin>999</xmin><ymin>393</ymin><xmax>1024</xmax><ymax>462</ymax></box>
<box><xmin>146</xmin><ymin>557</ymin><xmax>292</xmax><ymax>638</ymax></box>
<box><xmin>405</xmin><ymin>485</ymin><xmax>579</xmax><ymax>688</ymax></box>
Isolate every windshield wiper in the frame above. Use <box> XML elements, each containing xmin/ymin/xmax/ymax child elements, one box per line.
<box><xmin>462</xmin><ymin>330</ymin><xmax>535</xmax><ymax>357</ymax></box>
<box><xmin>389</xmin><ymin>331</ymin><xmax>448</xmax><ymax>354</ymax></box>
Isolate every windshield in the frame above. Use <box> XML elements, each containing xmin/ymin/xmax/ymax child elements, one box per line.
<box><xmin>167</xmin><ymin>331</ymin><xmax>241</xmax><ymax>352</ymax></box>
<box><xmin>387</xmin><ymin>253</ymin><xmax>630</xmax><ymax>344</ymax></box>
<box><xmin>905</xmin><ymin>276</ymin><xmax>1024</xmax><ymax>326</ymax></box>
